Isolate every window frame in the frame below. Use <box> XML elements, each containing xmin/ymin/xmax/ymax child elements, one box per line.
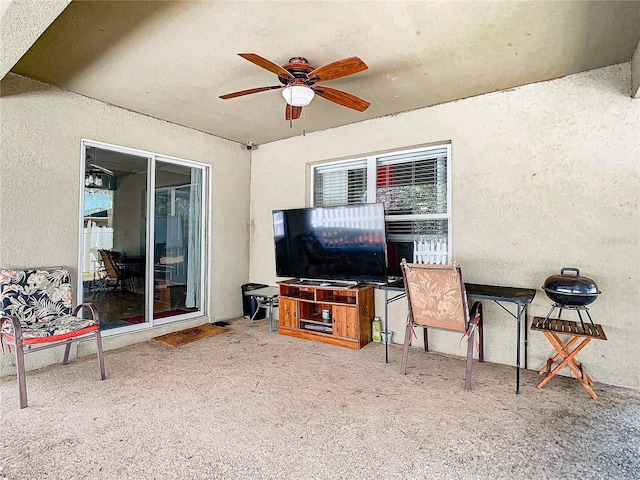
<box><xmin>310</xmin><ymin>144</ymin><xmax>452</xmax><ymax>264</ymax></box>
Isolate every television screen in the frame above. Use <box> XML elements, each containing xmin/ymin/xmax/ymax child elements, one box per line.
<box><xmin>272</xmin><ymin>203</ymin><xmax>388</xmax><ymax>284</ymax></box>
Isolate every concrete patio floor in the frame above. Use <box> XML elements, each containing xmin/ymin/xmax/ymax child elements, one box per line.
<box><xmin>1</xmin><ymin>318</ymin><xmax>638</xmax><ymax>479</ymax></box>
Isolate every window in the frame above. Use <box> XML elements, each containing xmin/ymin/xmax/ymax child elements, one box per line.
<box><xmin>313</xmin><ymin>159</ymin><xmax>367</xmax><ymax>206</ymax></box>
<box><xmin>311</xmin><ymin>145</ymin><xmax>451</xmax><ymax>276</ymax></box>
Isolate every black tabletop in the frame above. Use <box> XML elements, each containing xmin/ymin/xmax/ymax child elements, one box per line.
<box><xmin>379</xmin><ymin>279</ymin><xmax>405</xmax><ymax>291</ymax></box>
<box><xmin>379</xmin><ymin>280</ymin><xmax>536</xmax><ymax>304</ymax></box>
<box><xmin>464</xmin><ymin>283</ymin><xmax>536</xmax><ymax>304</ymax></box>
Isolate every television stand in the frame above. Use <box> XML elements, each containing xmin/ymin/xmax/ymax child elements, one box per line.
<box><xmin>277</xmin><ymin>279</ymin><xmax>374</xmax><ymax>349</ymax></box>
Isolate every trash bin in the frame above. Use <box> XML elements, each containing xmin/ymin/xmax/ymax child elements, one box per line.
<box><xmin>241</xmin><ymin>283</ymin><xmax>268</xmax><ymax>319</ymax></box>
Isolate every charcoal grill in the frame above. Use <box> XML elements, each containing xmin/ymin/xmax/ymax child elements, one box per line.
<box><xmin>542</xmin><ymin>267</ymin><xmax>601</xmax><ymax>331</ymax></box>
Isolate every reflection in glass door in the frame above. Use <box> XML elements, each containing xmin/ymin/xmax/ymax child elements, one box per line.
<box><xmin>82</xmin><ymin>145</ymin><xmax>149</xmax><ymax>330</ymax></box>
<box><xmin>80</xmin><ymin>142</ymin><xmax>205</xmax><ymax>331</ymax></box>
<box><xmin>152</xmin><ymin>160</ymin><xmax>202</xmax><ymax>319</ymax></box>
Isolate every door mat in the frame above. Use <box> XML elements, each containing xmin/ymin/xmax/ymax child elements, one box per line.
<box><xmin>151</xmin><ymin>323</ymin><xmax>230</xmax><ymax>347</ymax></box>
<box><xmin>122</xmin><ymin>309</ymin><xmax>190</xmax><ymax>324</ymax></box>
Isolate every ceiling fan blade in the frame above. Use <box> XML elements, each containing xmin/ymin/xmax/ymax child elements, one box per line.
<box><xmin>313</xmin><ymin>85</ymin><xmax>370</xmax><ymax>112</ymax></box>
<box><xmin>285</xmin><ymin>105</ymin><xmax>302</xmax><ymax>121</ymax></box>
<box><xmin>219</xmin><ymin>85</ymin><xmax>282</xmax><ymax>99</ymax></box>
<box><xmin>238</xmin><ymin>53</ymin><xmax>294</xmax><ymax>79</ymax></box>
<box><xmin>89</xmin><ymin>164</ymin><xmax>115</xmax><ymax>175</ymax></box>
<box><xmin>308</xmin><ymin>56</ymin><xmax>368</xmax><ymax>82</ymax></box>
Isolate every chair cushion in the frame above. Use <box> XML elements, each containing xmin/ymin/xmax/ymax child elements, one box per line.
<box><xmin>0</xmin><ymin>267</ymin><xmax>97</xmax><ymax>340</ymax></box>
<box><xmin>1</xmin><ymin>267</ymin><xmax>72</xmax><ymax>319</ymax></box>
<box><xmin>1</xmin><ymin>315</ymin><xmax>99</xmax><ymax>340</ymax></box>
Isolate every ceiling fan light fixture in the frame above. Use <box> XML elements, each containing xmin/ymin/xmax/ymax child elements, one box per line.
<box><xmin>282</xmin><ymin>85</ymin><xmax>314</xmax><ymax>107</ymax></box>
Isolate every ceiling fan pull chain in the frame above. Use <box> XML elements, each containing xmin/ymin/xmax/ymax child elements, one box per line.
<box><xmin>288</xmin><ymin>95</ymin><xmax>293</xmax><ymax>128</ymax></box>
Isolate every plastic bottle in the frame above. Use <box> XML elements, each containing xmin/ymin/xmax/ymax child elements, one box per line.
<box><xmin>372</xmin><ymin>316</ymin><xmax>382</xmax><ymax>343</ymax></box>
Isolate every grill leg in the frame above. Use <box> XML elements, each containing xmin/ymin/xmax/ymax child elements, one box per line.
<box><xmin>584</xmin><ymin>308</ymin><xmax>597</xmax><ymax>328</ymax></box>
<box><xmin>542</xmin><ymin>305</ymin><xmax>556</xmax><ymax>326</ymax></box>
<box><xmin>576</xmin><ymin>309</ymin><xmax>587</xmax><ymax>332</ymax></box>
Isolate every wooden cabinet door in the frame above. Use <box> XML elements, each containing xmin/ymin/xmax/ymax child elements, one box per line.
<box><xmin>279</xmin><ymin>297</ymin><xmax>298</xmax><ymax>328</ymax></box>
<box><xmin>332</xmin><ymin>305</ymin><xmax>359</xmax><ymax>339</ymax></box>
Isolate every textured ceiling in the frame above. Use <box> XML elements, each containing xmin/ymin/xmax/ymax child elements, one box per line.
<box><xmin>9</xmin><ymin>0</ymin><xmax>640</xmax><ymax>146</ymax></box>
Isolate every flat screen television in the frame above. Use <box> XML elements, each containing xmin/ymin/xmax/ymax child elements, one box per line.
<box><xmin>272</xmin><ymin>203</ymin><xmax>388</xmax><ymax>284</ymax></box>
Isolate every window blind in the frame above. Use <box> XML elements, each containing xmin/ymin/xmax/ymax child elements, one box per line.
<box><xmin>376</xmin><ymin>148</ymin><xmax>448</xmax><ymax>216</ymax></box>
<box><xmin>313</xmin><ymin>159</ymin><xmax>367</xmax><ymax>207</ymax></box>
<box><xmin>385</xmin><ymin>218</ymin><xmax>448</xmax><ymax>241</ymax></box>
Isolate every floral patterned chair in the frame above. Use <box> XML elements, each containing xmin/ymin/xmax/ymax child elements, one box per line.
<box><xmin>0</xmin><ymin>267</ymin><xmax>106</xmax><ymax>408</ymax></box>
<box><xmin>400</xmin><ymin>260</ymin><xmax>483</xmax><ymax>390</ymax></box>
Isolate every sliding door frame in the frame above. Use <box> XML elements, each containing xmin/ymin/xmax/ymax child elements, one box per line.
<box><xmin>77</xmin><ymin>139</ymin><xmax>209</xmax><ymax>333</ymax></box>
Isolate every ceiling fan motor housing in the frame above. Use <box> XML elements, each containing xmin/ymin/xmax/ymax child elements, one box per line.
<box><xmin>278</xmin><ymin>57</ymin><xmax>316</xmax><ymax>85</ymax></box>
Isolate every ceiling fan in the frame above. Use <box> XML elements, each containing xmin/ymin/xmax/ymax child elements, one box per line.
<box><xmin>88</xmin><ymin>163</ymin><xmax>115</xmax><ymax>175</ymax></box>
<box><xmin>219</xmin><ymin>53</ymin><xmax>370</xmax><ymax>120</ymax></box>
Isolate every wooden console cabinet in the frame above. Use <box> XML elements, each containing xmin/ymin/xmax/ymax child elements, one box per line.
<box><xmin>277</xmin><ymin>280</ymin><xmax>374</xmax><ymax>349</ymax></box>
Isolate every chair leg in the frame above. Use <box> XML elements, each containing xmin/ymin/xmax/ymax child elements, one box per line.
<box><xmin>14</xmin><ymin>341</ymin><xmax>28</xmax><ymax>409</ymax></box>
<box><xmin>423</xmin><ymin>327</ymin><xmax>429</xmax><ymax>352</ymax></box>
<box><xmin>62</xmin><ymin>342</ymin><xmax>72</xmax><ymax>365</ymax></box>
<box><xmin>400</xmin><ymin>318</ymin><xmax>413</xmax><ymax>375</ymax></box>
<box><xmin>95</xmin><ymin>330</ymin><xmax>106</xmax><ymax>381</ymax></box>
<box><xmin>464</xmin><ymin>328</ymin><xmax>475</xmax><ymax>391</ymax></box>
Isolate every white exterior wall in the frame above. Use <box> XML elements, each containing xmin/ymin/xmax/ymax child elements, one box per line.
<box><xmin>0</xmin><ymin>73</ymin><xmax>250</xmax><ymax>372</ymax></box>
<box><xmin>249</xmin><ymin>63</ymin><xmax>640</xmax><ymax>390</ymax></box>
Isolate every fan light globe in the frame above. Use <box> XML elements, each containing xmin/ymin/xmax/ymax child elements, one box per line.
<box><xmin>282</xmin><ymin>85</ymin><xmax>314</xmax><ymax>107</ymax></box>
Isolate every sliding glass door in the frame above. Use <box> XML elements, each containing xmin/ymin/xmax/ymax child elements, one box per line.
<box><xmin>152</xmin><ymin>160</ymin><xmax>203</xmax><ymax>321</ymax></box>
<box><xmin>80</xmin><ymin>141</ymin><xmax>206</xmax><ymax>332</ymax></box>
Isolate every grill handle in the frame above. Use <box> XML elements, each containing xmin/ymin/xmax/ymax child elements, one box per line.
<box><xmin>560</xmin><ymin>267</ymin><xmax>580</xmax><ymax>277</ymax></box>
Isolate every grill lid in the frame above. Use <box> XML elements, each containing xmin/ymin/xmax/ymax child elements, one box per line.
<box><xmin>543</xmin><ymin>267</ymin><xmax>600</xmax><ymax>297</ymax></box>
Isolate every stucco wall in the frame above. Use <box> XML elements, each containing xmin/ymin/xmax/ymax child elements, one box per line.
<box><xmin>0</xmin><ymin>73</ymin><xmax>250</xmax><ymax>371</ymax></box>
<box><xmin>0</xmin><ymin>0</ymin><xmax>70</xmax><ymax>78</ymax></box>
<box><xmin>249</xmin><ymin>63</ymin><xmax>640</xmax><ymax>390</ymax></box>
<box><xmin>632</xmin><ymin>41</ymin><xmax>640</xmax><ymax>98</ymax></box>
